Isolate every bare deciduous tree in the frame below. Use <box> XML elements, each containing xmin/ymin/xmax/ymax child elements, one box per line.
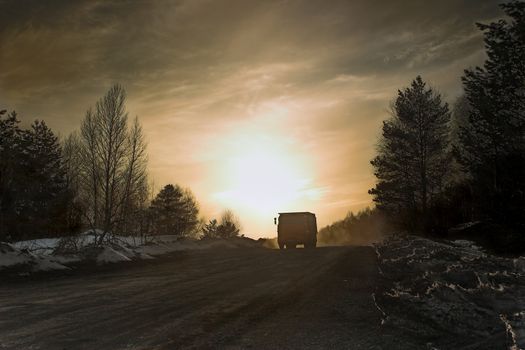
<box><xmin>76</xmin><ymin>84</ymin><xmax>148</xmax><ymax>244</ymax></box>
<box><xmin>118</xmin><ymin>116</ymin><xmax>148</xmax><ymax>235</ymax></box>
<box><xmin>62</xmin><ymin>132</ymin><xmax>83</xmax><ymax>233</ymax></box>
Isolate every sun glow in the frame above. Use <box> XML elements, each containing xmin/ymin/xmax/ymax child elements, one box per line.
<box><xmin>213</xmin><ymin>132</ymin><xmax>317</xmax><ymax>218</ymax></box>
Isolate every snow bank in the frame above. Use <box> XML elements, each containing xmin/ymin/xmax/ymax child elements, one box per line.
<box><xmin>136</xmin><ymin>237</ymin><xmax>261</xmax><ymax>256</ymax></box>
<box><xmin>374</xmin><ymin>235</ymin><xmax>525</xmax><ymax>349</ymax></box>
<box><xmin>0</xmin><ymin>243</ymin><xmax>32</xmax><ymax>267</ymax></box>
<box><xmin>0</xmin><ymin>242</ymin><xmax>68</xmax><ymax>271</ymax></box>
<box><xmin>96</xmin><ymin>246</ymin><xmax>132</xmax><ymax>264</ymax></box>
<box><xmin>13</xmin><ymin>238</ymin><xmax>61</xmax><ymax>255</ymax></box>
<box><xmin>1</xmin><ymin>234</ymin><xmax>262</xmax><ymax>273</ymax></box>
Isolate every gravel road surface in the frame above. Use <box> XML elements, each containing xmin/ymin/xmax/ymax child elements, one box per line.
<box><xmin>0</xmin><ymin>246</ymin><xmax>408</xmax><ymax>349</ymax></box>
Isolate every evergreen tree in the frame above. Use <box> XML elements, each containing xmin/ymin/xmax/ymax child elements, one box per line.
<box><xmin>317</xmin><ymin>208</ymin><xmax>386</xmax><ymax>245</ymax></box>
<box><xmin>369</xmin><ymin>76</ymin><xmax>450</xmax><ymax>228</ymax></box>
<box><xmin>0</xmin><ymin>114</ymin><xmax>69</xmax><ymax>240</ymax></box>
<box><xmin>450</xmin><ymin>95</ymin><xmax>471</xmax><ymax>151</ymax></box>
<box><xmin>216</xmin><ymin>210</ymin><xmax>241</xmax><ymax>238</ymax></box>
<box><xmin>0</xmin><ymin>110</ymin><xmax>22</xmax><ymax>240</ymax></box>
<box><xmin>16</xmin><ymin>120</ymin><xmax>69</xmax><ymax>237</ymax></box>
<box><xmin>149</xmin><ymin>184</ymin><xmax>199</xmax><ymax>236</ymax></box>
<box><xmin>459</xmin><ymin>1</ymin><xmax>525</xmax><ymax>224</ymax></box>
<box><xmin>202</xmin><ymin>219</ymin><xmax>219</xmax><ymax>238</ymax></box>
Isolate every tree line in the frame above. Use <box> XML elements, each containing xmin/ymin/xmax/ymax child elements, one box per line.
<box><xmin>0</xmin><ymin>85</ymin><xmax>241</xmax><ymax>243</ymax></box>
<box><xmin>368</xmin><ymin>1</ymin><xmax>525</xmax><ymax>250</ymax></box>
<box><xmin>318</xmin><ymin>208</ymin><xmax>387</xmax><ymax>246</ymax></box>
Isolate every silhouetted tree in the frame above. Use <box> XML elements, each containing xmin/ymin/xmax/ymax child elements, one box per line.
<box><xmin>17</xmin><ymin>120</ymin><xmax>69</xmax><ymax>237</ymax></box>
<box><xmin>62</xmin><ymin>132</ymin><xmax>83</xmax><ymax>234</ymax></box>
<box><xmin>450</xmin><ymin>95</ymin><xmax>471</xmax><ymax>152</ymax></box>
<box><xmin>132</xmin><ymin>182</ymin><xmax>154</xmax><ymax>243</ymax></box>
<box><xmin>369</xmin><ymin>76</ymin><xmax>450</xmax><ymax>228</ymax></box>
<box><xmin>459</xmin><ymin>1</ymin><xmax>525</xmax><ymax>224</ymax></box>
<box><xmin>201</xmin><ymin>210</ymin><xmax>241</xmax><ymax>239</ymax></box>
<box><xmin>77</xmin><ymin>85</ymin><xmax>148</xmax><ymax>243</ymax></box>
<box><xmin>0</xmin><ymin>110</ymin><xmax>22</xmax><ymax>240</ymax></box>
<box><xmin>202</xmin><ymin>219</ymin><xmax>219</xmax><ymax>238</ymax></box>
<box><xmin>149</xmin><ymin>184</ymin><xmax>199</xmax><ymax>236</ymax></box>
<box><xmin>80</xmin><ymin>85</ymin><xmax>129</xmax><ymax>240</ymax></box>
<box><xmin>216</xmin><ymin>210</ymin><xmax>241</xmax><ymax>238</ymax></box>
<box><xmin>0</xmin><ymin>115</ymin><xmax>69</xmax><ymax>240</ymax></box>
<box><xmin>318</xmin><ymin>208</ymin><xmax>387</xmax><ymax>245</ymax></box>
<box><xmin>117</xmin><ymin>116</ymin><xmax>148</xmax><ymax>235</ymax></box>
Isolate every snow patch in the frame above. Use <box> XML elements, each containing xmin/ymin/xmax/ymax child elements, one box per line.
<box><xmin>1</xmin><ymin>235</ymin><xmax>263</xmax><ymax>274</ymax></box>
<box><xmin>0</xmin><ymin>243</ymin><xmax>32</xmax><ymax>267</ymax></box>
<box><xmin>96</xmin><ymin>247</ymin><xmax>132</xmax><ymax>264</ymax></box>
<box><xmin>374</xmin><ymin>235</ymin><xmax>525</xmax><ymax>348</ymax></box>
<box><xmin>451</xmin><ymin>239</ymin><xmax>482</xmax><ymax>251</ymax></box>
<box><xmin>0</xmin><ymin>242</ymin><xmax>69</xmax><ymax>271</ymax></box>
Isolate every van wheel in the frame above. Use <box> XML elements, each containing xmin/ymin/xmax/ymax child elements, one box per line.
<box><xmin>286</xmin><ymin>244</ymin><xmax>296</xmax><ymax>249</ymax></box>
<box><xmin>305</xmin><ymin>241</ymin><xmax>317</xmax><ymax>249</ymax></box>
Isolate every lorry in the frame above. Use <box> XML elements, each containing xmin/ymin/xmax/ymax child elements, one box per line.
<box><xmin>275</xmin><ymin>212</ymin><xmax>317</xmax><ymax>249</ymax></box>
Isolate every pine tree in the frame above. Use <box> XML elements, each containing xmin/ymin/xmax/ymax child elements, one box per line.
<box><xmin>16</xmin><ymin>120</ymin><xmax>69</xmax><ymax>238</ymax></box>
<box><xmin>459</xmin><ymin>1</ymin><xmax>525</xmax><ymax>224</ymax></box>
<box><xmin>202</xmin><ymin>219</ymin><xmax>219</xmax><ymax>238</ymax></box>
<box><xmin>0</xmin><ymin>110</ymin><xmax>22</xmax><ymax>240</ymax></box>
<box><xmin>149</xmin><ymin>184</ymin><xmax>199</xmax><ymax>236</ymax></box>
<box><xmin>369</xmin><ymin>76</ymin><xmax>450</xmax><ymax>228</ymax></box>
<box><xmin>216</xmin><ymin>210</ymin><xmax>241</xmax><ymax>238</ymax></box>
<box><xmin>0</xmin><ymin>115</ymin><xmax>69</xmax><ymax>240</ymax></box>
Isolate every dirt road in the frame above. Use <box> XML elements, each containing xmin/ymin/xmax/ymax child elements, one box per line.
<box><xmin>0</xmin><ymin>246</ymin><xmax>400</xmax><ymax>349</ymax></box>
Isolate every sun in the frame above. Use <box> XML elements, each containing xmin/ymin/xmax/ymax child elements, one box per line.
<box><xmin>213</xmin><ymin>132</ymin><xmax>312</xmax><ymax>216</ymax></box>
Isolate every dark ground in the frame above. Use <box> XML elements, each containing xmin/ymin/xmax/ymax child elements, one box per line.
<box><xmin>0</xmin><ymin>246</ymin><xmax>420</xmax><ymax>349</ymax></box>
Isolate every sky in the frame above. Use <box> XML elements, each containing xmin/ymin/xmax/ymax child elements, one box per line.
<box><xmin>0</xmin><ymin>0</ymin><xmax>501</xmax><ymax>237</ymax></box>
